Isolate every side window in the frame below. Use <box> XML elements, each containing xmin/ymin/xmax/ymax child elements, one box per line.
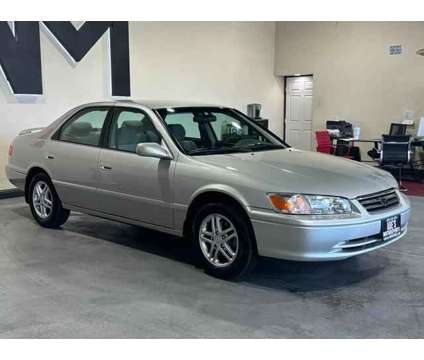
<box><xmin>108</xmin><ymin>109</ymin><xmax>161</xmax><ymax>153</ymax></box>
<box><xmin>59</xmin><ymin>109</ymin><xmax>108</xmax><ymax>146</ymax></box>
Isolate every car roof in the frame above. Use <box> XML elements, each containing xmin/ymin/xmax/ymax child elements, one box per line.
<box><xmin>130</xmin><ymin>100</ymin><xmax>222</xmax><ymax>109</ymax></box>
<box><xmin>80</xmin><ymin>100</ymin><xmax>224</xmax><ymax>110</ymax></box>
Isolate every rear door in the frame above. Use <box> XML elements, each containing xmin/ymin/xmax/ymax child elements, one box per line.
<box><xmin>45</xmin><ymin>107</ymin><xmax>111</xmax><ymax>210</ymax></box>
<box><xmin>95</xmin><ymin>107</ymin><xmax>175</xmax><ymax>228</ymax></box>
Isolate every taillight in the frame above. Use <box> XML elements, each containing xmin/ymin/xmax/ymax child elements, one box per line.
<box><xmin>8</xmin><ymin>144</ymin><xmax>13</xmax><ymax>156</ymax></box>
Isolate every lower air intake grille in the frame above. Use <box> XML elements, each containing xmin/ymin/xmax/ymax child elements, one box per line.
<box><xmin>356</xmin><ymin>188</ymin><xmax>400</xmax><ymax>213</ymax></box>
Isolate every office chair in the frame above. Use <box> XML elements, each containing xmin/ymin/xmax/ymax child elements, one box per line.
<box><xmin>380</xmin><ymin>135</ymin><xmax>412</xmax><ymax>191</ymax></box>
<box><xmin>315</xmin><ymin>131</ymin><xmax>334</xmax><ymax>154</ymax></box>
<box><xmin>333</xmin><ymin>139</ymin><xmax>354</xmax><ymax>159</ymax></box>
<box><xmin>315</xmin><ymin>131</ymin><xmax>354</xmax><ymax>159</ymax></box>
<box><xmin>389</xmin><ymin>123</ymin><xmax>407</xmax><ymax>136</ymax></box>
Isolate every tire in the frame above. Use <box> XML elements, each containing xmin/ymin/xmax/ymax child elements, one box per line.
<box><xmin>28</xmin><ymin>173</ymin><xmax>70</xmax><ymax>228</ymax></box>
<box><xmin>192</xmin><ymin>202</ymin><xmax>257</xmax><ymax>280</ymax></box>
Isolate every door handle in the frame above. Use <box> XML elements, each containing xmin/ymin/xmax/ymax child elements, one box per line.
<box><xmin>46</xmin><ymin>154</ymin><xmax>55</xmax><ymax>160</ymax></box>
<box><xmin>100</xmin><ymin>165</ymin><xmax>112</xmax><ymax>171</ymax></box>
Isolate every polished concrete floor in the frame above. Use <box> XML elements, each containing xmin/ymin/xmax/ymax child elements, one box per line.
<box><xmin>0</xmin><ymin>196</ymin><xmax>423</xmax><ymax>338</ymax></box>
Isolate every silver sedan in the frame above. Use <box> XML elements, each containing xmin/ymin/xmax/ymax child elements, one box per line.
<box><xmin>6</xmin><ymin>101</ymin><xmax>411</xmax><ymax>279</ymax></box>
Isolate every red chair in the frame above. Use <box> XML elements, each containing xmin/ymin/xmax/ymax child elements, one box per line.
<box><xmin>315</xmin><ymin>131</ymin><xmax>354</xmax><ymax>159</ymax></box>
<box><xmin>315</xmin><ymin>131</ymin><xmax>334</xmax><ymax>154</ymax></box>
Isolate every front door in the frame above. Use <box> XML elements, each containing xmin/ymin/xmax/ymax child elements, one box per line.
<box><xmin>285</xmin><ymin>76</ymin><xmax>313</xmax><ymax>150</ymax></box>
<box><xmin>96</xmin><ymin>107</ymin><xmax>174</xmax><ymax>228</ymax></box>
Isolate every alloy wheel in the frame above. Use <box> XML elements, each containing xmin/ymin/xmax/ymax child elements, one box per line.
<box><xmin>32</xmin><ymin>180</ymin><xmax>53</xmax><ymax>219</ymax></box>
<box><xmin>198</xmin><ymin>213</ymin><xmax>239</xmax><ymax>268</ymax></box>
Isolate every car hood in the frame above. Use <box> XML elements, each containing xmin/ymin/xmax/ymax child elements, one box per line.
<box><xmin>195</xmin><ymin>148</ymin><xmax>397</xmax><ymax>199</ymax></box>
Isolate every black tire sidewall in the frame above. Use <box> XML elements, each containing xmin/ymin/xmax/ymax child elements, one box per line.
<box><xmin>192</xmin><ymin>202</ymin><xmax>256</xmax><ymax>280</ymax></box>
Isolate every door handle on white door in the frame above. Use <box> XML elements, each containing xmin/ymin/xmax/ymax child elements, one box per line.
<box><xmin>100</xmin><ymin>165</ymin><xmax>112</xmax><ymax>171</ymax></box>
<box><xmin>46</xmin><ymin>154</ymin><xmax>55</xmax><ymax>160</ymax></box>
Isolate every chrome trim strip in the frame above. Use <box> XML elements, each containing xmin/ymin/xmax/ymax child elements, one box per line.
<box><xmin>335</xmin><ymin>238</ymin><xmax>379</xmax><ymax>249</ymax></box>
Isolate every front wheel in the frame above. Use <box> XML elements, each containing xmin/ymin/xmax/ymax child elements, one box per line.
<box><xmin>29</xmin><ymin>173</ymin><xmax>70</xmax><ymax>228</ymax></box>
<box><xmin>192</xmin><ymin>202</ymin><xmax>257</xmax><ymax>280</ymax></box>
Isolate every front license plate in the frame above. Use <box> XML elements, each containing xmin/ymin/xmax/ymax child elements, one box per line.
<box><xmin>381</xmin><ymin>214</ymin><xmax>401</xmax><ymax>241</ymax></box>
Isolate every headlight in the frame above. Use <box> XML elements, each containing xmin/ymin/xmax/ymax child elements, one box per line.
<box><xmin>267</xmin><ymin>193</ymin><xmax>352</xmax><ymax>215</ymax></box>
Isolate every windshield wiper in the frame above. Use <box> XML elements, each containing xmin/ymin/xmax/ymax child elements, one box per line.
<box><xmin>188</xmin><ymin>143</ymin><xmax>284</xmax><ymax>156</ymax></box>
<box><xmin>239</xmin><ymin>143</ymin><xmax>284</xmax><ymax>151</ymax></box>
<box><xmin>188</xmin><ymin>146</ymin><xmax>252</xmax><ymax>155</ymax></box>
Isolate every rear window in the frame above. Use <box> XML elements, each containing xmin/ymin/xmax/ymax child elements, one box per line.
<box><xmin>59</xmin><ymin>109</ymin><xmax>109</xmax><ymax>146</ymax></box>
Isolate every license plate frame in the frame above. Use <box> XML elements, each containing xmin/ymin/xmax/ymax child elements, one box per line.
<box><xmin>381</xmin><ymin>214</ymin><xmax>401</xmax><ymax>241</ymax></box>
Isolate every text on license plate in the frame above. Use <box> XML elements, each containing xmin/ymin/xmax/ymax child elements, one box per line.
<box><xmin>381</xmin><ymin>215</ymin><xmax>401</xmax><ymax>241</ymax></box>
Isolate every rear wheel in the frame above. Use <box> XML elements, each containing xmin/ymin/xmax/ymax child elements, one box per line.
<box><xmin>192</xmin><ymin>202</ymin><xmax>257</xmax><ymax>280</ymax></box>
<box><xmin>29</xmin><ymin>173</ymin><xmax>70</xmax><ymax>228</ymax></box>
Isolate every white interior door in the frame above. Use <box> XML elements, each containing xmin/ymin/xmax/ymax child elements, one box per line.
<box><xmin>285</xmin><ymin>76</ymin><xmax>313</xmax><ymax>150</ymax></box>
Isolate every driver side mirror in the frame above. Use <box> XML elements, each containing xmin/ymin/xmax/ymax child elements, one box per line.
<box><xmin>136</xmin><ymin>143</ymin><xmax>173</xmax><ymax>160</ymax></box>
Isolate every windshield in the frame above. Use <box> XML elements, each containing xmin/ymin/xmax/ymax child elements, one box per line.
<box><xmin>157</xmin><ymin>107</ymin><xmax>287</xmax><ymax>155</ymax></box>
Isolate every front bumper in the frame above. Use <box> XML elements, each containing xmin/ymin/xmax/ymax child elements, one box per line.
<box><xmin>249</xmin><ymin>191</ymin><xmax>411</xmax><ymax>261</ymax></box>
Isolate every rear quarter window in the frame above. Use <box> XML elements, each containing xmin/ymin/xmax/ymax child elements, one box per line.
<box><xmin>58</xmin><ymin>109</ymin><xmax>109</xmax><ymax>146</ymax></box>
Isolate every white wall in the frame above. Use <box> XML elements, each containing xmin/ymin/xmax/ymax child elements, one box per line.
<box><xmin>0</xmin><ymin>21</ymin><xmax>284</xmax><ymax>189</ymax></box>
<box><xmin>275</xmin><ymin>22</ymin><xmax>424</xmax><ymax>156</ymax></box>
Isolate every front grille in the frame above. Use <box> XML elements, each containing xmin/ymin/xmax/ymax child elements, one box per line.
<box><xmin>356</xmin><ymin>188</ymin><xmax>400</xmax><ymax>213</ymax></box>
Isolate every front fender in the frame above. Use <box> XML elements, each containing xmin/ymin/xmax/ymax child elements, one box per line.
<box><xmin>189</xmin><ymin>183</ymin><xmax>251</xmax><ymax>211</ymax></box>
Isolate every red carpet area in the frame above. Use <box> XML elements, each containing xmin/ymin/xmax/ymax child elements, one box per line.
<box><xmin>403</xmin><ymin>181</ymin><xmax>424</xmax><ymax>196</ymax></box>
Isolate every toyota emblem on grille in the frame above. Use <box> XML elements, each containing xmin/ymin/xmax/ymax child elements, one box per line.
<box><xmin>379</xmin><ymin>196</ymin><xmax>388</xmax><ymax>206</ymax></box>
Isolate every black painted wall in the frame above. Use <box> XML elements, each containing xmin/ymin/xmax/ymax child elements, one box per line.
<box><xmin>0</xmin><ymin>21</ymin><xmax>130</xmax><ymax>96</ymax></box>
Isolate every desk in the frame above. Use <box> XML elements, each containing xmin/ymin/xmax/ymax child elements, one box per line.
<box><xmin>339</xmin><ymin>137</ymin><xmax>424</xmax><ymax>147</ymax></box>
<box><xmin>339</xmin><ymin>138</ymin><xmax>381</xmax><ymax>144</ymax></box>
<box><xmin>337</xmin><ymin>137</ymin><xmax>424</xmax><ymax>180</ymax></box>
<box><xmin>330</xmin><ymin>138</ymin><xmax>381</xmax><ymax>161</ymax></box>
